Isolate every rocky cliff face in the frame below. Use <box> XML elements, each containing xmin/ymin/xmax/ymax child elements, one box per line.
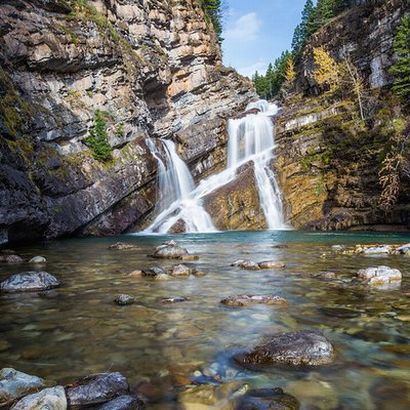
<box><xmin>0</xmin><ymin>0</ymin><xmax>254</xmax><ymax>243</ymax></box>
<box><xmin>274</xmin><ymin>0</ymin><xmax>410</xmax><ymax>231</ymax></box>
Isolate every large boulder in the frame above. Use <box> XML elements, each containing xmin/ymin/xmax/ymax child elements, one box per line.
<box><xmin>231</xmin><ymin>260</ymin><xmax>260</xmax><ymax>271</ymax></box>
<box><xmin>236</xmin><ymin>387</ymin><xmax>299</xmax><ymax>410</ymax></box>
<box><xmin>0</xmin><ymin>368</ymin><xmax>45</xmax><ymax>407</ymax></box>
<box><xmin>221</xmin><ymin>295</ymin><xmax>288</xmax><ymax>307</ymax></box>
<box><xmin>356</xmin><ymin>266</ymin><xmax>402</xmax><ymax>287</ymax></box>
<box><xmin>11</xmin><ymin>386</ymin><xmax>67</xmax><ymax>410</ymax></box>
<box><xmin>204</xmin><ymin>164</ymin><xmax>267</xmax><ymax>231</ymax></box>
<box><xmin>233</xmin><ymin>331</ymin><xmax>334</xmax><ymax>368</ymax></box>
<box><xmin>151</xmin><ymin>241</ymin><xmax>189</xmax><ymax>259</ymax></box>
<box><xmin>0</xmin><ymin>271</ymin><xmax>60</xmax><ymax>293</ymax></box>
<box><xmin>65</xmin><ymin>372</ymin><xmax>129</xmax><ymax>407</ymax></box>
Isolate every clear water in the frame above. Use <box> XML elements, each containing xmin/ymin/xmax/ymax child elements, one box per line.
<box><xmin>1</xmin><ymin>231</ymin><xmax>409</xmax><ymax>409</ymax></box>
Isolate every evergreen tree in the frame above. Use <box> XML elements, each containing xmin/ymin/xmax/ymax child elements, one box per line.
<box><xmin>201</xmin><ymin>0</ymin><xmax>224</xmax><ymax>44</ymax></box>
<box><xmin>390</xmin><ymin>15</ymin><xmax>410</xmax><ymax>102</ymax></box>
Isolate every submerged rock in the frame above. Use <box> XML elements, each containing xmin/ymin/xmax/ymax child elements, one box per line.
<box><xmin>11</xmin><ymin>386</ymin><xmax>67</xmax><ymax>410</ymax></box>
<box><xmin>109</xmin><ymin>242</ymin><xmax>138</xmax><ymax>250</ymax></box>
<box><xmin>258</xmin><ymin>261</ymin><xmax>286</xmax><ymax>269</ymax></box>
<box><xmin>155</xmin><ymin>273</ymin><xmax>171</xmax><ymax>281</ymax></box>
<box><xmin>286</xmin><ymin>379</ymin><xmax>337</xmax><ymax>410</ymax></box>
<box><xmin>359</xmin><ymin>245</ymin><xmax>392</xmax><ymax>255</ymax></box>
<box><xmin>126</xmin><ymin>270</ymin><xmax>143</xmax><ymax>278</ymax></box>
<box><xmin>29</xmin><ymin>256</ymin><xmax>46</xmax><ymax>264</ymax></box>
<box><xmin>236</xmin><ymin>387</ymin><xmax>299</xmax><ymax>410</ymax></box>
<box><xmin>142</xmin><ymin>266</ymin><xmax>167</xmax><ymax>277</ymax></box>
<box><xmin>98</xmin><ymin>394</ymin><xmax>144</xmax><ymax>410</ymax></box>
<box><xmin>356</xmin><ymin>266</ymin><xmax>402</xmax><ymax>287</ymax></box>
<box><xmin>151</xmin><ymin>242</ymin><xmax>189</xmax><ymax>259</ymax></box>
<box><xmin>170</xmin><ymin>264</ymin><xmax>192</xmax><ymax>277</ymax></box>
<box><xmin>161</xmin><ymin>296</ymin><xmax>189</xmax><ymax>304</ymax></box>
<box><xmin>114</xmin><ymin>295</ymin><xmax>135</xmax><ymax>306</ymax></box>
<box><xmin>0</xmin><ymin>368</ymin><xmax>45</xmax><ymax>407</ymax></box>
<box><xmin>221</xmin><ymin>295</ymin><xmax>288</xmax><ymax>307</ymax></box>
<box><xmin>319</xmin><ymin>307</ymin><xmax>361</xmax><ymax>318</ymax></box>
<box><xmin>179</xmin><ymin>382</ymin><xmax>249</xmax><ymax>409</ymax></box>
<box><xmin>5</xmin><ymin>255</ymin><xmax>24</xmax><ymax>264</ymax></box>
<box><xmin>231</xmin><ymin>260</ymin><xmax>260</xmax><ymax>270</ymax></box>
<box><xmin>65</xmin><ymin>372</ymin><xmax>128</xmax><ymax>407</ymax></box>
<box><xmin>233</xmin><ymin>330</ymin><xmax>334</xmax><ymax>368</ymax></box>
<box><xmin>0</xmin><ymin>271</ymin><xmax>60</xmax><ymax>293</ymax></box>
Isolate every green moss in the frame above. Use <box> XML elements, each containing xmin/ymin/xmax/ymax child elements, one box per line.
<box><xmin>0</xmin><ymin>67</ymin><xmax>33</xmax><ymax>137</ymax></box>
<box><xmin>300</xmin><ymin>147</ymin><xmax>333</xmax><ymax>171</ymax></box>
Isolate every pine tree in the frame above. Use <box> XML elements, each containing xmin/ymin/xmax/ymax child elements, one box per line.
<box><xmin>285</xmin><ymin>57</ymin><xmax>296</xmax><ymax>84</ymax></box>
<box><xmin>201</xmin><ymin>0</ymin><xmax>224</xmax><ymax>44</ymax></box>
<box><xmin>316</xmin><ymin>0</ymin><xmax>337</xmax><ymax>26</ymax></box>
<box><xmin>390</xmin><ymin>15</ymin><xmax>410</xmax><ymax>102</ymax></box>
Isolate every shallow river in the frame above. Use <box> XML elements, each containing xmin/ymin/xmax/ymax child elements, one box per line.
<box><xmin>0</xmin><ymin>231</ymin><xmax>409</xmax><ymax>409</ymax></box>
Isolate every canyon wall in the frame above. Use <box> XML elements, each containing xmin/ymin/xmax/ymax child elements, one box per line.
<box><xmin>0</xmin><ymin>0</ymin><xmax>255</xmax><ymax>243</ymax></box>
<box><xmin>275</xmin><ymin>0</ymin><xmax>410</xmax><ymax>231</ymax></box>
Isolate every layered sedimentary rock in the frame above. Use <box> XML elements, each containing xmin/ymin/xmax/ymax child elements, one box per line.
<box><xmin>274</xmin><ymin>0</ymin><xmax>410</xmax><ymax>230</ymax></box>
<box><xmin>0</xmin><ymin>0</ymin><xmax>254</xmax><ymax>243</ymax></box>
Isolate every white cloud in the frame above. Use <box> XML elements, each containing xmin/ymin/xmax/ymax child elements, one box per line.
<box><xmin>237</xmin><ymin>60</ymin><xmax>268</xmax><ymax>78</ymax></box>
<box><xmin>224</xmin><ymin>12</ymin><xmax>262</xmax><ymax>41</ymax></box>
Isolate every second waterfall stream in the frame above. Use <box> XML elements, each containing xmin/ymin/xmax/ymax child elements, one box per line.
<box><xmin>144</xmin><ymin>100</ymin><xmax>286</xmax><ymax>233</ymax></box>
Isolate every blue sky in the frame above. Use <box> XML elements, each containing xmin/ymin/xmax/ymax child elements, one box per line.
<box><xmin>222</xmin><ymin>0</ymin><xmax>307</xmax><ymax>77</ymax></box>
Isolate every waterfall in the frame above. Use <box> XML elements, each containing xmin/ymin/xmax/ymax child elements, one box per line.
<box><xmin>144</xmin><ymin>139</ymin><xmax>216</xmax><ymax>234</ymax></box>
<box><xmin>144</xmin><ymin>99</ymin><xmax>286</xmax><ymax>233</ymax></box>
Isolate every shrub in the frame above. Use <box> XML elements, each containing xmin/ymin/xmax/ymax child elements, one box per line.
<box><xmin>84</xmin><ymin>110</ymin><xmax>112</xmax><ymax>162</ymax></box>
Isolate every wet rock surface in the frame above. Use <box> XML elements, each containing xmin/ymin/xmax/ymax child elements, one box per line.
<box><xmin>161</xmin><ymin>296</ymin><xmax>189</xmax><ymax>304</ymax></box>
<box><xmin>233</xmin><ymin>331</ymin><xmax>334</xmax><ymax>368</ymax></box>
<box><xmin>231</xmin><ymin>260</ymin><xmax>261</xmax><ymax>271</ymax></box>
<box><xmin>151</xmin><ymin>242</ymin><xmax>190</xmax><ymax>259</ymax></box>
<box><xmin>4</xmin><ymin>255</ymin><xmax>24</xmax><ymax>264</ymax></box>
<box><xmin>98</xmin><ymin>394</ymin><xmax>144</xmax><ymax>410</ymax></box>
<box><xmin>356</xmin><ymin>266</ymin><xmax>402</xmax><ymax>287</ymax></box>
<box><xmin>258</xmin><ymin>261</ymin><xmax>286</xmax><ymax>270</ymax></box>
<box><xmin>0</xmin><ymin>272</ymin><xmax>60</xmax><ymax>293</ymax></box>
<box><xmin>28</xmin><ymin>256</ymin><xmax>47</xmax><ymax>264</ymax></box>
<box><xmin>65</xmin><ymin>372</ymin><xmax>129</xmax><ymax>407</ymax></box>
<box><xmin>114</xmin><ymin>295</ymin><xmax>135</xmax><ymax>306</ymax></box>
<box><xmin>0</xmin><ymin>368</ymin><xmax>45</xmax><ymax>407</ymax></box>
<box><xmin>221</xmin><ymin>295</ymin><xmax>288</xmax><ymax>307</ymax></box>
<box><xmin>11</xmin><ymin>386</ymin><xmax>67</xmax><ymax>410</ymax></box>
<box><xmin>236</xmin><ymin>387</ymin><xmax>299</xmax><ymax>410</ymax></box>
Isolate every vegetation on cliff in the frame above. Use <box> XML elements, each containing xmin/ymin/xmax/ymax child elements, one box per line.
<box><xmin>253</xmin><ymin>0</ymin><xmax>354</xmax><ymax>99</ymax></box>
<box><xmin>84</xmin><ymin>110</ymin><xmax>112</xmax><ymax>162</ymax></box>
<box><xmin>390</xmin><ymin>15</ymin><xmax>410</xmax><ymax>103</ymax></box>
<box><xmin>200</xmin><ymin>0</ymin><xmax>224</xmax><ymax>44</ymax></box>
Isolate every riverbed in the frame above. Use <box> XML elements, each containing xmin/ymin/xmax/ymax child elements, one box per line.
<box><xmin>0</xmin><ymin>231</ymin><xmax>409</xmax><ymax>409</ymax></box>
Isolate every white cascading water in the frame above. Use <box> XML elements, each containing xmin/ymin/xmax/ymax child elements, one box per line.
<box><xmin>144</xmin><ymin>100</ymin><xmax>286</xmax><ymax>233</ymax></box>
<box><xmin>144</xmin><ymin>139</ymin><xmax>217</xmax><ymax>233</ymax></box>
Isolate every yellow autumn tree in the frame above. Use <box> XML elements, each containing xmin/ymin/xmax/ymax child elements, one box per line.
<box><xmin>312</xmin><ymin>47</ymin><xmax>341</xmax><ymax>92</ymax></box>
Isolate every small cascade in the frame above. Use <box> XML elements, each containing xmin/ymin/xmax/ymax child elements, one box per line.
<box><xmin>144</xmin><ymin>99</ymin><xmax>287</xmax><ymax>233</ymax></box>
<box><xmin>144</xmin><ymin>139</ymin><xmax>216</xmax><ymax>234</ymax></box>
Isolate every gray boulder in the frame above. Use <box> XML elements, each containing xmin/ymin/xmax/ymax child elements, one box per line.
<box><xmin>66</xmin><ymin>372</ymin><xmax>128</xmax><ymax>407</ymax></box>
<box><xmin>356</xmin><ymin>266</ymin><xmax>402</xmax><ymax>287</ymax></box>
<box><xmin>11</xmin><ymin>386</ymin><xmax>67</xmax><ymax>410</ymax></box>
<box><xmin>0</xmin><ymin>272</ymin><xmax>60</xmax><ymax>293</ymax></box>
<box><xmin>233</xmin><ymin>330</ymin><xmax>334</xmax><ymax>367</ymax></box>
<box><xmin>0</xmin><ymin>368</ymin><xmax>45</xmax><ymax>407</ymax></box>
<box><xmin>258</xmin><ymin>261</ymin><xmax>286</xmax><ymax>269</ymax></box>
<box><xmin>5</xmin><ymin>255</ymin><xmax>24</xmax><ymax>264</ymax></box>
<box><xmin>152</xmin><ymin>242</ymin><xmax>189</xmax><ymax>259</ymax></box>
<box><xmin>231</xmin><ymin>260</ymin><xmax>260</xmax><ymax>270</ymax></box>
